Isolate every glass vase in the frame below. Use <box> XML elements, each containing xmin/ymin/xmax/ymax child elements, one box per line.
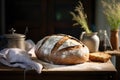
<box><xmin>110</xmin><ymin>30</ymin><xmax>119</xmax><ymax>50</ymax></box>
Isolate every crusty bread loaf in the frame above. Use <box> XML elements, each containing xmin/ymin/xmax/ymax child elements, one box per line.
<box><xmin>35</xmin><ymin>34</ymin><xmax>89</xmax><ymax>65</ymax></box>
<box><xmin>89</xmin><ymin>52</ymin><xmax>111</xmax><ymax>62</ymax></box>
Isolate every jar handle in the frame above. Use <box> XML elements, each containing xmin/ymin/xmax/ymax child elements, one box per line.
<box><xmin>80</xmin><ymin>32</ymin><xmax>86</xmax><ymax>40</ymax></box>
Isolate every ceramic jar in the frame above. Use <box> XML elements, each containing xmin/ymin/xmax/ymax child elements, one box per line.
<box><xmin>80</xmin><ymin>32</ymin><xmax>100</xmax><ymax>53</ymax></box>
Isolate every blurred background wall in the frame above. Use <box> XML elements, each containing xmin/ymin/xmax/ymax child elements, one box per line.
<box><xmin>0</xmin><ymin>0</ymin><xmax>120</xmax><ymax>79</ymax></box>
<box><xmin>0</xmin><ymin>0</ymin><xmax>95</xmax><ymax>43</ymax></box>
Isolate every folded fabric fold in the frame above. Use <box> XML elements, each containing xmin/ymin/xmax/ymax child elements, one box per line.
<box><xmin>0</xmin><ymin>48</ymin><xmax>43</xmax><ymax>74</ymax></box>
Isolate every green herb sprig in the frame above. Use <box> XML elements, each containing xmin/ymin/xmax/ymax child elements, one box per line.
<box><xmin>102</xmin><ymin>0</ymin><xmax>120</xmax><ymax>30</ymax></box>
<box><xmin>70</xmin><ymin>1</ymin><xmax>92</xmax><ymax>33</ymax></box>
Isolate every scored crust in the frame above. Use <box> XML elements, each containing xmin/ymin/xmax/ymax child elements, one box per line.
<box><xmin>35</xmin><ymin>34</ymin><xmax>89</xmax><ymax>65</ymax></box>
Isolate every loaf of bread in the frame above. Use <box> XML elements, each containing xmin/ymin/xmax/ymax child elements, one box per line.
<box><xmin>89</xmin><ymin>52</ymin><xmax>111</xmax><ymax>62</ymax></box>
<box><xmin>35</xmin><ymin>34</ymin><xmax>89</xmax><ymax>65</ymax></box>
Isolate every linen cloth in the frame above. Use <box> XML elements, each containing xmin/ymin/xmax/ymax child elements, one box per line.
<box><xmin>0</xmin><ymin>39</ymin><xmax>43</xmax><ymax>74</ymax></box>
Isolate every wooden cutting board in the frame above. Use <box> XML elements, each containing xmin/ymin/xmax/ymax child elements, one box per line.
<box><xmin>32</xmin><ymin>58</ymin><xmax>116</xmax><ymax>72</ymax></box>
<box><xmin>104</xmin><ymin>50</ymin><xmax>120</xmax><ymax>56</ymax></box>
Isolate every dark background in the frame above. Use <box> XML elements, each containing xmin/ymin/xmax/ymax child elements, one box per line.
<box><xmin>1</xmin><ymin>1</ymin><xmax>120</xmax><ymax>79</ymax></box>
<box><xmin>0</xmin><ymin>0</ymin><xmax>95</xmax><ymax>43</ymax></box>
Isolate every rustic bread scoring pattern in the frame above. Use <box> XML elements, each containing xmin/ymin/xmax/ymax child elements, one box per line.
<box><xmin>35</xmin><ymin>34</ymin><xmax>89</xmax><ymax>65</ymax></box>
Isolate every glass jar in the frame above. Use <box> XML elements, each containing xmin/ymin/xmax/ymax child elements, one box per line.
<box><xmin>98</xmin><ymin>29</ymin><xmax>113</xmax><ymax>51</ymax></box>
<box><xmin>98</xmin><ymin>30</ymin><xmax>107</xmax><ymax>51</ymax></box>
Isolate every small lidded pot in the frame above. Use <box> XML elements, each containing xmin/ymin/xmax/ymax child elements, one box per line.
<box><xmin>4</xmin><ymin>28</ymin><xmax>26</xmax><ymax>50</ymax></box>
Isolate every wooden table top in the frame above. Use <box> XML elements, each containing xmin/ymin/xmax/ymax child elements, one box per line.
<box><xmin>41</xmin><ymin>60</ymin><xmax>117</xmax><ymax>72</ymax></box>
<box><xmin>0</xmin><ymin>59</ymin><xmax>116</xmax><ymax>73</ymax></box>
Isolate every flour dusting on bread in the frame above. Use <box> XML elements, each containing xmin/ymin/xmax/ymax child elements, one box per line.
<box><xmin>35</xmin><ymin>34</ymin><xmax>89</xmax><ymax>65</ymax></box>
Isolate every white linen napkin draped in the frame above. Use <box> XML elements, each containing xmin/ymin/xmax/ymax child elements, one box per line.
<box><xmin>0</xmin><ymin>40</ymin><xmax>43</xmax><ymax>74</ymax></box>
